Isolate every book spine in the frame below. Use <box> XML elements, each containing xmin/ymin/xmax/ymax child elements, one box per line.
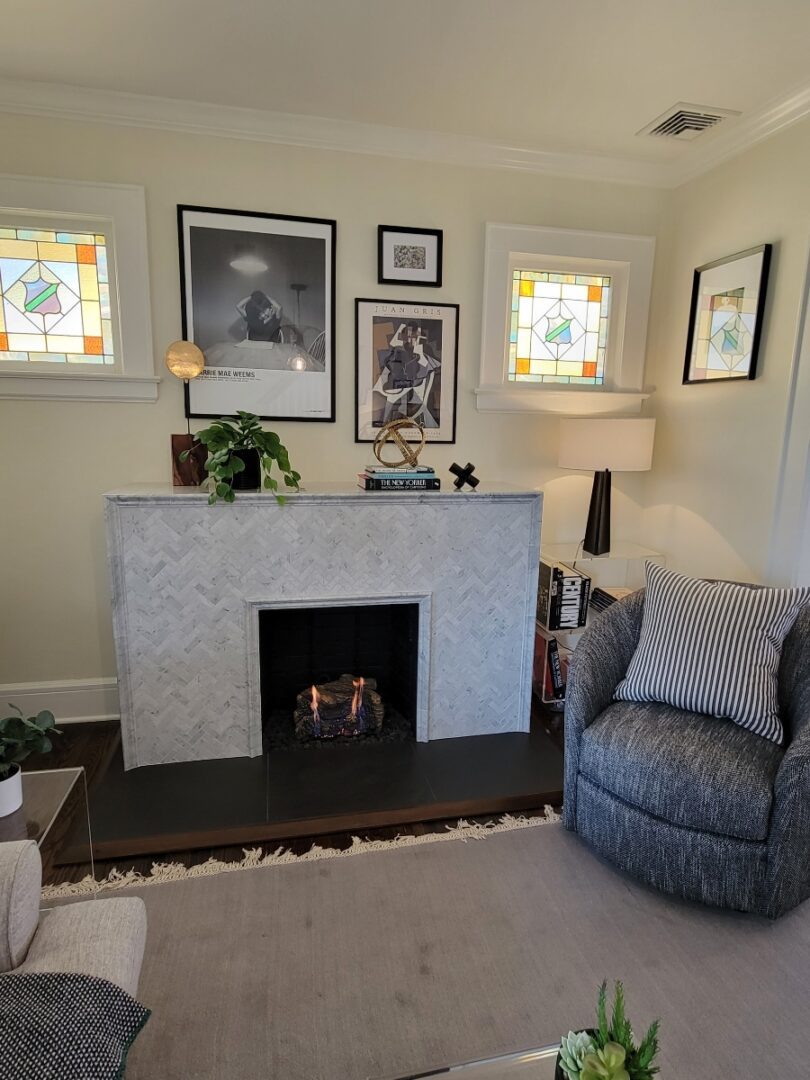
<box><xmin>364</xmin><ymin>467</ymin><xmax>435</xmax><ymax>475</ymax></box>
<box><xmin>547</xmin><ymin>638</ymin><xmax>565</xmax><ymax>698</ymax></box>
<box><xmin>361</xmin><ymin>477</ymin><xmax>441</xmax><ymax>490</ymax></box>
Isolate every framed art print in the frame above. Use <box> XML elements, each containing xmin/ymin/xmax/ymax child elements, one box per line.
<box><xmin>178</xmin><ymin>205</ymin><xmax>336</xmax><ymax>420</ymax></box>
<box><xmin>683</xmin><ymin>244</ymin><xmax>771</xmax><ymax>384</ymax></box>
<box><xmin>378</xmin><ymin>226</ymin><xmax>443</xmax><ymax>287</ymax></box>
<box><xmin>355</xmin><ymin>298</ymin><xmax>458</xmax><ymax>443</ymax></box>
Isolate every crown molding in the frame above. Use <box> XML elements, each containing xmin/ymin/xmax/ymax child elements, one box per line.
<box><xmin>0</xmin><ymin>76</ymin><xmax>670</xmax><ymax>187</ymax></box>
<box><xmin>668</xmin><ymin>82</ymin><xmax>810</xmax><ymax>186</ymax></box>
<box><xmin>0</xmin><ymin>76</ymin><xmax>809</xmax><ymax>190</ymax></box>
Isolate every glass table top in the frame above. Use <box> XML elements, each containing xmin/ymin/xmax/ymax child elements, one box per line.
<box><xmin>0</xmin><ymin>768</ymin><xmax>84</xmax><ymax>846</ymax></box>
<box><xmin>376</xmin><ymin>1045</ymin><xmax>558</xmax><ymax>1079</ymax></box>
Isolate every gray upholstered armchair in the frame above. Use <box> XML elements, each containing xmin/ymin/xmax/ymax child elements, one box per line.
<box><xmin>564</xmin><ymin>590</ymin><xmax>810</xmax><ymax>919</ymax></box>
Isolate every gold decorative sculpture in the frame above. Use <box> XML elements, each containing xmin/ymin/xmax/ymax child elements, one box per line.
<box><xmin>372</xmin><ymin>418</ymin><xmax>427</xmax><ymax>468</ymax></box>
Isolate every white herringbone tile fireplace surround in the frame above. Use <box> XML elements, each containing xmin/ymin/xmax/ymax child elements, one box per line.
<box><xmin>105</xmin><ymin>483</ymin><xmax>542</xmax><ymax>767</ymax></box>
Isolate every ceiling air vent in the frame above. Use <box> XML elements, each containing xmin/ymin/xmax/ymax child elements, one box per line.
<box><xmin>637</xmin><ymin>103</ymin><xmax>740</xmax><ymax>141</ymax></box>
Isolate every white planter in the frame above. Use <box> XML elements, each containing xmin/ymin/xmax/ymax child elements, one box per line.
<box><xmin>0</xmin><ymin>766</ymin><xmax>23</xmax><ymax>817</ymax></box>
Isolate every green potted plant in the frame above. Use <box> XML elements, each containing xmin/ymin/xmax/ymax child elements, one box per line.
<box><xmin>556</xmin><ymin>982</ymin><xmax>660</xmax><ymax>1080</ymax></box>
<box><xmin>0</xmin><ymin>705</ymin><xmax>62</xmax><ymax>817</ymax></box>
<box><xmin>180</xmin><ymin>411</ymin><xmax>301</xmax><ymax>505</ymax></box>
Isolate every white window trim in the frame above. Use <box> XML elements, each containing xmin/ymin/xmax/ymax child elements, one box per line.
<box><xmin>0</xmin><ymin>174</ymin><xmax>157</xmax><ymax>402</ymax></box>
<box><xmin>477</xmin><ymin>223</ymin><xmax>655</xmax><ymax>415</ymax></box>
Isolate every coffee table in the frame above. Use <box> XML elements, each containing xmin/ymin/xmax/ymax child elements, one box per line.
<box><xmin>377</xmin><ymin>1044</ymin><xmax>558</xmax><ymax>1079</ymax></box>
<box><xmin>0</xmin><ymin>767</ymin><xmax>93</xmax><ymax>879</ymax></box>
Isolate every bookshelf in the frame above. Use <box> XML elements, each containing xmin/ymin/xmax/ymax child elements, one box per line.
<box><xmin>533</xmin><ymin>541</ymin><xmax>665</xmax><ymax>709</ymax></box>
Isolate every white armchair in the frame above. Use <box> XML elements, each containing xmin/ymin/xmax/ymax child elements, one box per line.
<box><xmin>0</xmin><ymin>840</ymin><xmax>146</xmax><ymax>996</ymax></box>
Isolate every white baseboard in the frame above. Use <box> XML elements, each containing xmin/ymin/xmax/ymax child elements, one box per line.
<box><xmin>0</xmin><ymin>679</ymin><xmax>120</xmax><ymax>724</ymax></box>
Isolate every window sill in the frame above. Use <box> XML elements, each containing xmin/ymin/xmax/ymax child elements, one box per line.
<box><xmin>0</xmin><ymin>370</ymin><xmax>160</xmax><ymax>403</ymax></box>
<box><xmin>474</xmin><ymin>386</ymin><xmax>650</xmax><ymax>416</ymax></box>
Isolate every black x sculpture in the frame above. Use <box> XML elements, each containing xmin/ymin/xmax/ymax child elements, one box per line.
<box><xmin>450</xmin><ymin>462</ymin><xmax>479</xmax><ymax>491</ymax></box>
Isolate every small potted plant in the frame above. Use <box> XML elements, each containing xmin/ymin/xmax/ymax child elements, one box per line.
<box><xmin>0</xmin><ymin>705</ymin><xmax>62</xmax><ymax>817</ymax></box>
<box><xmin>556</xmin><ymin>981</ymin><xmax>660</xmax><ymax>1080</ymax></box>
<box><xmin>180</xmin><ymin>411</ymin><xmax>301</xmax><ymax>505</ymax></box>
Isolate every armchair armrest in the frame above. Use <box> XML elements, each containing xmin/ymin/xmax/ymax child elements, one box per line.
<box><xmin>0</xmin><ymin>840</ymin><xmax>41</xmax><ymax>972</ymax></box>
<box><xmin>765</xmin><ymin>605</ymin><xmax>810</xmax><ymax>915</ymax></box>
<box><xmin>563</xmin><ymin>589</ymin><xmax>645</xmax><ymax>828</ymax></box>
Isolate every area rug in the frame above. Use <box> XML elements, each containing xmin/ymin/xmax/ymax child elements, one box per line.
<box><xmin>80</xmin><ymin>821</ymin><xmax>807</xmax><ymax>1080</ymax></box>
<box><xmin>42</xmin><ymin>811</ymin><xmax>559</xmax><ymax>899</ymax></box>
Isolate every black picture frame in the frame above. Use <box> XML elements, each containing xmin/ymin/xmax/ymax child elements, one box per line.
<box><xmin>178</xmin><ymin>204</ymin><xmax>337</xmax><ymax>421</ymax></box>
<box><xmin>377</xmin><ymin>225</ymin><xmax>443</xmax><ymax>288</ymax></box>
<box><xmin>683</xmin><ymin>243</ymin><xmax>771</xmax><ymax>385</ymax></box>
<box><xmin>355</xmin><ymin>298</ymin><xmax>459</xmax><ymax>444</ymax></box>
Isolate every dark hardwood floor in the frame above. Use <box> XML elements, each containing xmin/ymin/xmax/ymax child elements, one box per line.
<box><xmin>26</xmin><ymin>704</ymin><xmax>564</xmax><ymax>887</ymax></box>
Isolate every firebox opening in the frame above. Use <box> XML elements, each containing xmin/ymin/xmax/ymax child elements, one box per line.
<box><xmin>259</xmin><ymin>603</ymin><xmax>420</xmax><ymax>749</ymax></box>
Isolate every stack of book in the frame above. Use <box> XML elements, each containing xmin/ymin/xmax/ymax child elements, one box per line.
<box><xmin>358</xmin><ymin>465</ymin><xmax>440</xmax><ymax>491</ymax></box>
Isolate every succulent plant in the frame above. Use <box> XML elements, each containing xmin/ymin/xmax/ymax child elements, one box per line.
<box><xmin>558</xmin><ymin>1030</ymin><xmax>598</xmax><ymax>1080</ymax></box>
<box><xmin>580</xmin><ymin>1042</ymin><xmax>630</xmax><ymax>1080</ymax></box>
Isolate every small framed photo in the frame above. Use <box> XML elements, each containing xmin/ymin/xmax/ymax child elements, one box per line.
<box><xmin>178</xmin><ymin>204</ymin><xmax>336</xmax><ymax>420</ymax></box>
<box><xmin>378</xmin><ymin>225</ymin><xmax>443</xmax><ymax>288</ymax></box>
<box><xmin>355</xmin><ymin>298</ymin><xmax>458</xmax><ymax>443</ymax></box>
<box><xmin>683</xmin><ymin>244</ymin><xmax>771</xmax><ymax>384</ymax></box>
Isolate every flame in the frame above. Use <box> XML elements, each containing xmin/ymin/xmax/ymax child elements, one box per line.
<box><xmin>309</xmin><ymin>685</ymin><xmax>320</xmax><ymax>719</ymax></box>
<box><xmin>351</xmin><ymin>677</ymin><xmax>365</xmax><ymax>719</ymax></box>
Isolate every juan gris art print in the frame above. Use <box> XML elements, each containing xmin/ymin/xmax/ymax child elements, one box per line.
<box><xmin>355</xmin><ymin>299</ymin><xmax>458</xmax><ymax>443</ymax></box>
<box><xmin>178</xmin><ymin>205</ymin><xmax>336</xmax><ymax>420</ymax></box>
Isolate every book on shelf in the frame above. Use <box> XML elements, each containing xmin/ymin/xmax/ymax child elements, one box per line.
<box><xmin>364</xmin><ymin>465</ymin><xmax>435</xmax><ymax>475</ymax></box>
<box><xmin>537</xmin><ymin>558</ymin><xmax>591</xmax><ymax>631</ymax></box>
<box><xmin>589</xmin><ymin>586</ymin><xmax>633</xmax><ymax>613</ymax></box>
<box><xmin>358</xmin><ymin>474</ymin><xmax>441</xmax><ymax>491</ymax></box>
<box><xmin>533</xmin><ymin>622</ymin><xmax>573</xmax><ymax>705</ymax></box>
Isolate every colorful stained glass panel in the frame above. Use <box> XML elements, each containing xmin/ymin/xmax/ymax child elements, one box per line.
<box><xmin>0</xmin><ymin>228</ymin><xmax>115</xmax><ymax>366</ymax></box>
<box><xmin>507</xmin><ymin>269</ymin><xmax>610</xmax><ymax>384</ymax></box>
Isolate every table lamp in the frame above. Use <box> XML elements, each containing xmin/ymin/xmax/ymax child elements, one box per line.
<box><xmin>164</xmin><ymin>340</ymin><xmax>206</xmax><ymax>485</ymax></box>
<box><xmin>558</xmin><ymin>417</ymin><xmax>655</xmax><ymax>556</ymax></box>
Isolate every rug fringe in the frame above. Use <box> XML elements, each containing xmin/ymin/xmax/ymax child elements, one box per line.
<box><xmin>42</xmin><ymin>808</ymin><xmax>560</xmax><ymax>899</ymax></box>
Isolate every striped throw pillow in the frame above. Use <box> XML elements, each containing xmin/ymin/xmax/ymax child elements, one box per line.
<box><xmin>615</xmin><ymin>563</ymin><xmax>810</xmax><ymax>743</ymax></box>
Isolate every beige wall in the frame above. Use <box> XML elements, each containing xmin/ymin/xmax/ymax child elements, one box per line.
<box><xmin>642</xmin><ymin>117</ymin><xmax>810</xmax><ymax>584</ymax></box>
<box><xmin>0</xmin><ymin>112</ymin><xmax>666</xmax><ymax>684</ymax></box>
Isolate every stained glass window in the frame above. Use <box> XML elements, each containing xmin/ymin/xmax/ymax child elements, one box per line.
<box><xmin>0</xmin><ymin>228</ymin><xmax>115</xmax><ymax>366</ymax></box>
<box><xmin>507</xmin><ymin>269</ymin><xmax>610</xmax><ymax>384</ymax></box>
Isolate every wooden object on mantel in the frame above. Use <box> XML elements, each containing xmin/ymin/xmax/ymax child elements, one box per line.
<box><xmin>294</xmin><ymin>674</ymin><xmax>384</xmax><ymax>740</ymax></box>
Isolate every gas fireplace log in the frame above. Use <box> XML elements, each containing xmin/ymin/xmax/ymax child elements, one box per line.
<box><xmin>294</xmin><ymin>674</ymin><xmax>384</xmax><ymax>740</ymax></box>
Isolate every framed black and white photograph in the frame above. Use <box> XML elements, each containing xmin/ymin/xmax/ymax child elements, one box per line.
<box><xmin>178</xmin><ymin>205</ymin><xmax>336</xmax><ymax>420</ymax></box>
<box><xmin>378</xmin><ymin>225</ymin><xmax>443</xmax><ymax>287</ymax></box>
<box><xmin>355</xmin><ymin>298</ymin><xmax>458</xmax><ymax>443</ymax></box>
<box><xmin>683</xmin><ymin>244</ymin><xmax>771</xmax><ymax>385</ymax></box>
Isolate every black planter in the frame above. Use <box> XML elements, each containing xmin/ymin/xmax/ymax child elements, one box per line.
<box><xmin>231</xmin><ymin>449</ymin><xmax>261</xmax><ymax>491</ymax></box>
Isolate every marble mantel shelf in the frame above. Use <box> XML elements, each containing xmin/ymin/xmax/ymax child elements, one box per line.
<box><xmin>105</xmin><ymin>482</ymin><xmax>543</xmax><ymax>768</ymax></box>
<box><xmin>105</xmin><ymin>481</ymin><xmax>541</xmax><ymax>503</ymax></box>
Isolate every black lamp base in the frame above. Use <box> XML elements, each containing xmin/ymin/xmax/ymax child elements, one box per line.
<box><xmin>583</xmin><ymin>469</ymin><xmax>611</xmax><ymax>556</ymax></box>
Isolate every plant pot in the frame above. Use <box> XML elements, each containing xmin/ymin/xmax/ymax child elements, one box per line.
<box><xmin>231</xmin><ymin>449</ymin><xmax>261</xmax><ymax>491</ymax></box>
<box><xmin>0</xmin><ymin>764</ymin><xmax>23</xmax><ymax>817</ymax></box>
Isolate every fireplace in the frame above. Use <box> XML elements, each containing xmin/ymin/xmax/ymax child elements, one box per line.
<box><xmin>259</xmin><ymin>602</ymin><xmax>420</xmax><ymax>749</ymax></box>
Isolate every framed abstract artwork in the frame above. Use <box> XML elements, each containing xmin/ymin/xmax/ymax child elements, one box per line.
<box><xmin>683</xmin><ymin>244</ymin><xmax>771</xmax><ymax>384</ymax></box>
<box><xmin>378</xmin><ymin>226</ymin><xmax>443</xmax><ymax>287</ymax></box>
<box><xmin>355</xmin><ymin>298</ymin><xmax>458</xmax><ymax>443</ymax></box>
<box><xmin>178</xmin><ymin>205</ymin><xmax>336</xmax><ymax>420</ymax></box>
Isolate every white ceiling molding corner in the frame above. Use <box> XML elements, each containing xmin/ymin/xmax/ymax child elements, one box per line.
<box><xmin>667</xmin><ymin>82</ymin><xmax>810</xmax><ymax>186</ymax></box>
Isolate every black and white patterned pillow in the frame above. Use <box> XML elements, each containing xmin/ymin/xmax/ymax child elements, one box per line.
<box><xmin>0</xmin><ymin>971</ymin><xmax>150</xmax><ymax>1079</ymax></box>
<box><xmin>615</xmin><ymin>563</ymin><xmax>810</xmax><ymax>743</ymax></box>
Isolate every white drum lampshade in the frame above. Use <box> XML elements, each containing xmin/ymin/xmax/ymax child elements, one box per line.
<box><xmin>558</xmin><ymin>418</ymin><xmax>656</xmax><ymax>555</ymax></box>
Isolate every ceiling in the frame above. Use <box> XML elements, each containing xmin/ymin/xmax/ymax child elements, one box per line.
<box><xmin>2</xmin><ymin>0</ymin><xmax>810</xmax><ymax>178</ymax></box>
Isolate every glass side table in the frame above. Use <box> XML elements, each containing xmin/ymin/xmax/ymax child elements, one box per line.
<box><xmin>0</xmin><ymin>767</ymin><xmax>94</xmax><ymax>885</ymax></box>
<box><xmin>375</xmin><ymin>1045</ymin><xmax>558</xmax><ymax>1079</ymax></box>
<box><xmin>541</xmin><ymin>540</ymin><xmax>665</xmax><ymax>590</ymax></box>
